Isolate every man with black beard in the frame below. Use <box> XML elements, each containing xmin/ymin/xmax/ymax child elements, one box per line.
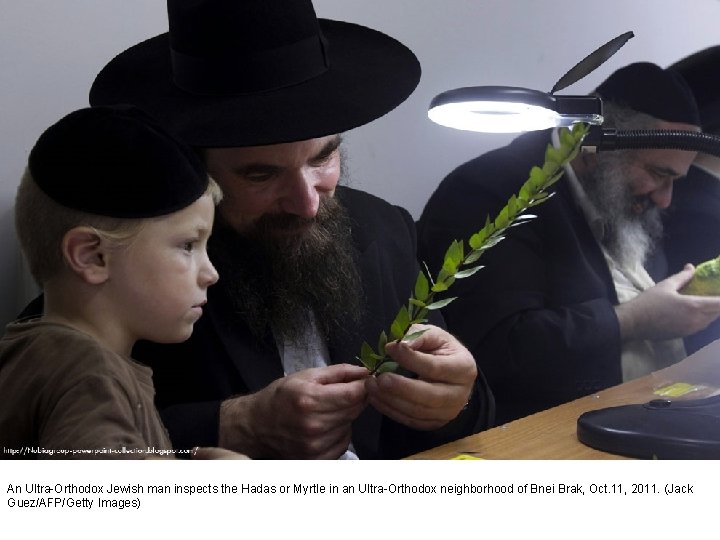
<box><xmin>81</xmin><ymin>0</ymin><xmax>492</xmax><ymax>459</ymax></box>
<box><xmin>208</xmin><ymin>181</ymin><xmax>363</xmax><ymax>346</ymax></box>
<box><xmin>418</xmin><ymin>62</ymin><xmax>720</xmax><ymax>425</ymax></box>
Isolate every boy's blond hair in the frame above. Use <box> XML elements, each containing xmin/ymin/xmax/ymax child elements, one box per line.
<box><xmin>15</xmin><ymin>168</ymin><xmax>222</xmax><ymax>286</ymax></box>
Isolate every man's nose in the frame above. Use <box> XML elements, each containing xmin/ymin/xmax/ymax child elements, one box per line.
<box><xmin>280</xmin><ymin>171</ymin><xmax>320</xmax><ymax>218</ymax></box>
<box><xmin>650</xmin><ymin>180</ymin><xmax>673</xmax><ymax>209</ymax></box>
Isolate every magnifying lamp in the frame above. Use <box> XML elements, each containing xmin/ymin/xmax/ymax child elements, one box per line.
<box><xmin>428</xmin><ymin>31</ymin><xmax>720</xmax><ymax>157</ymax></box>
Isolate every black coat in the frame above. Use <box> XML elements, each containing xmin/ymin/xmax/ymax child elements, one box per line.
<box><xmin>417</xmin><ymin>130</ymin><xmax>623</xmax><ymax>424</ymax></box>
<box><xmin>134</xmin><ymin>186</ymin><xmax>493</xmax><ymax>458</ymax></box>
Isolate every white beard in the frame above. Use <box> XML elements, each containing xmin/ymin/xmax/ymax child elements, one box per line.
<box><xmin>608</xmin><ymin>217</ymin><xmax>654</xmax><ymax>270</ymax></box>
<box><xmin>579</xmin><ymin>153</ymin><xmax>662</xmax><ymax>270</ymax></box>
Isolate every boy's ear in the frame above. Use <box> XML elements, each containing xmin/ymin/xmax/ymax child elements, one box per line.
<box><xmin>61</xmin><ymin>227</ymin><xmax>110</xmax><ymax>284</ymax></box>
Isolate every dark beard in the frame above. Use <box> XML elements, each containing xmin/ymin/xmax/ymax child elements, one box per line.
<box><xmin>578</xmin><ymin>153</ymin><xmax>663</xmax><ymax>268</ymax></box>
<box><xmin>208</xmin><ymin>195</ymin><xmax>364</xmax><ymax>343</ymax></box>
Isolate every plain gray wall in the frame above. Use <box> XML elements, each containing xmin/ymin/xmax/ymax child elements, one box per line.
<box><xmin>2</xmin><ymin>0</ymin><xmax>720</xmax><ymax>327</ymax></box>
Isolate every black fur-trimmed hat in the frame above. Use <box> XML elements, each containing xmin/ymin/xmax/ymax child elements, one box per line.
<box><xmin>89</xmin><ymin>0</ymin><xmax>421</xmax><ymax>148</ymax></box>
<box><xmin>595</xmin><ymin>62</ymin><xmax>700</xmax><ymax>126</ymax></box>
<box><xmin>28</xmin><ymin>105</ymin><xmax>208</xmax><ymax>218</ymax></box>
<box><xmin>669</xmin><ymin>46</ymin><xmax>720</xmax><ymax>133</ymax></box>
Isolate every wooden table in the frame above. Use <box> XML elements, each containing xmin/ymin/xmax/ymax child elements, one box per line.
<box><xmin>409</xmin><ymin>339</ymin><xmax>720</xmax><ymax>460</ymax></box>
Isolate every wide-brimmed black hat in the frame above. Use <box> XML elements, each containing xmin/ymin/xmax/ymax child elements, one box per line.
<box><xmin>669</xmin><ymin>46</ymin><xmax>720</xmax><ymax>133</ymax></box>
<box><xmin>89</xmin><ymin>0</ymin><xmax>421</xmax><ymax>148</ymax></box>
<box><xmin>594</xmin><ymin>62</ymin><xmax>700</xmax><ymax>126</ymax></box>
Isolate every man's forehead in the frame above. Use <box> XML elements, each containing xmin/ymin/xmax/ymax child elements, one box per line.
<box><xmin>656</xmin><ymin>119</ymin><xmax>702</xmax><ymax>133</ymax></box>
<box><xmin>205</xmin><ymin>135</ymin><xmax>342</xmax><ymax>166</ymax></box>
<box><xmin>632</xmin><ymin>147</ymin><xmax>698</xmax><ymax>177</ymax></box>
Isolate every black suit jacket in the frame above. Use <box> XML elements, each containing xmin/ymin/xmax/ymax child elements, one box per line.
<box><xmin>134</xmin><ymin>186</ymin><xmax>493</xmax><ymax>458</ymax></box>
<box><xmin>663</xmin><ymin>165</ymin><xmax>720</xmax><ymax>354</ymax></box>
<box><xmin>417</xmin><ymin>131</ymin><xmax>623</xmax><ymax>424</ymax></box>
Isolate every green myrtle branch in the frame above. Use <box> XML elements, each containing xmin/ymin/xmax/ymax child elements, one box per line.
<box><xmin>358</xmin><ymin>123</ymin><xmax>590</xmax><ymax>375</ymax></box>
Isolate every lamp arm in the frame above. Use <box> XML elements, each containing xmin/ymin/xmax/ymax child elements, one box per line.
<box><xmin>584</xmin><ymin>127</ymin><xmax>720</xmax><ymax>157</ymax></box>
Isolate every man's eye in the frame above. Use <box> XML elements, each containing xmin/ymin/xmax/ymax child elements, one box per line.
<box><xmin>311</xmin><ymin>151</ymin><xmax>337</xmax><ymax>167</ymax></box>
<box><xmin>244</xmin><ymin>172</ymin><xmax>274</xmax><ymax>182</ymax></box>
<box><xmin>647</xmin><ymin>168</ymin><xmax>672</xmax><ymax>180</ymax></box>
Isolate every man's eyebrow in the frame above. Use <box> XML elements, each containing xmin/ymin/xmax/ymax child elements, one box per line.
<box><xmin>313</xmin><ymin>135</ymin><xmax>343</xmax><ymax>162</ymax></box>
<box><xmin>229</xmin><ymin>136</ymin><xmax>342</xmax><ymax>176</ymax></box>
<box><xmin>646</xmin><ymin>164</ymin><xmax>682</xmax><ymax>178</ymax></box>
<box><xmin>231</xmin><ymin>163</ymin><xmax>281</xmax><ymax>176</ymax></box>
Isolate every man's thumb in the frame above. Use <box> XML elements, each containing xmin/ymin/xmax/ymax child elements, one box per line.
<box><xmin>668</xmin><ymin>263</ymin><xmax>695</xmax><ymax>290</ymax></box>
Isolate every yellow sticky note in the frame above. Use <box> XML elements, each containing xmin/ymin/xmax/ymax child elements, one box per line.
<box><xmin>654</xmin><ymin>382</ymin><xmax>697</xmax><ymax>397</ymax></box>
<box><xmin>452</xmin><ymin>453</ymin><xmax>484</xmax><ymax>460</ymax></box>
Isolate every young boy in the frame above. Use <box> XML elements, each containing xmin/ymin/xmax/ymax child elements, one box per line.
<box><xmin>0</xmin><ymin>105</ymin><xmax>224</xmax><ymax>459</ymax></box>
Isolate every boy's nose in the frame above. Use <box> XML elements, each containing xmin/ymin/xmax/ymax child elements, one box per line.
<box><xmin>200</xmin><ymin>256</ymin><xmax>219</xmax><ymax>287</ymax></box>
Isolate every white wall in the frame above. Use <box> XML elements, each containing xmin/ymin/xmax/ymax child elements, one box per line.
<box><xmin>2</xmin><ymin>0</ymin><xmax>720</xmax><ymax>326</ymax></box>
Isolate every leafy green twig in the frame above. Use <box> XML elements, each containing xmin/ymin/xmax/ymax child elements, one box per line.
<box><xmin>358</xmin><ymin>123</ymin><xmax>590</xmax><ymax>374</ymax></box>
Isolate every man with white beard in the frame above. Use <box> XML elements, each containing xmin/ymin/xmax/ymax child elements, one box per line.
<box><xmin>418</xmin><ymin>62</ymin><xmax>720</xmax><ymax>425</ymax></box>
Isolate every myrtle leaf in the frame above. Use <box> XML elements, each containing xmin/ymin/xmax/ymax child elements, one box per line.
<box><xmin>441</xmin><ymin>240</ymin><xmax>463</xmax><ymax>275</ymax></box>
<box><xmin>519</xmin><ymin>183</ymin><xmax>531</xmax><ymax>201</ymax></box>
<box><xmin>495</xmin><ymin>206</ymin><xmax>510</xmax><ymax>230</ymax></box>
<box><xmin>529</xmin><ymin>166</ymin><xmax>545</xmax><ymax>188</ymax></box>
<box><xmin>359</xmin><ymin>341</ymin><xmax>378</xmax><ymax>371</ymax></box>
<box><xmin>426</xmin><ymin>297</ymin><xmax>457</xmax><ymax>310</ymax></box>
<box><xmin>414</xmin><ymin>271</ymin><xmax>430</xmax><ymax>302</ymax></box>
<box><xmin>464</xmin><ymin>250</ymin><xmax>483</xmax><ymax>265</ymax></box>
<box><xmin>541</xmin><ymin>159</ymin><xmax>559</xmax><ymax>176</ymax></box>
<box><xmin>375</xmin><ymin>361</ymin><xmax>399</xmax><ymax>375</ymax></box>
<box><xmin>469</xmin><ymin>232</ymin><xmax>482</xmax><ymax>250</ymax></box>
<box><xmin>411</xmin><ymin>307</ymin><xmax>429</xmax><ymax>324</ymax></box>
<box><xmin>528</xmin><ymin>191</ymin><xmax>556</xmax><ymax>207</ymax></box>
<box><xmin>544</xmin><ymin>144</ymin><xmax>562</xmax><ymax>165</ymax></box>
<box><xmin>390</xmin><ymin>305</ymin><xmax>411</xmax><ymax>340</ymax></box>
<box><xmin>446</xmin><ymin>239</ymin><xmax>464</xmax><ymax>266</ymax></box>
<box><xmin>482</xmin><ymin>235</ymin><xmax>506</xmax><ymax>249</ymax></box>
<box><xmin>377</xmin><ymin>330</ymin><xmax>388</xmax><ymax>356</ymax></box>
<box><xmin>402</xmin><ymin>329</ymin><xmax>428</xmax><ymax>342</ymax></box>
<box><xmin>431</xmin><ymin>281</ymin><xmax>449</xmax><ymax>293</ymax></box>
<box><xmin>455</xmin><ymin>265</ymin><xmax>484</xmax><ymax>279</ymax></box>
<box><xmin>560</xmin><ymin>127</ymin><xmax>575</xmax><ymax>146</ymax></box>
<box><xmin>507</xmin><ymin>195</ymin><xmax>518</xmax><ymax>217</ymax></box>
<box><xmin>436</xmin><ymin>267</ymin><xmax>453</xmax><ymax>284</ymax></box>
<box><xmin>442</xmin><ymin>257</ymin><xmax>459</xmax><ymax>275</ymax></box>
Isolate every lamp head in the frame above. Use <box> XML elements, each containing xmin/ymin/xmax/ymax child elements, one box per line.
<box><xmin>428</xmin><ymin>86</ymin><xmax>603</xmax><ymax>133</ymax></box>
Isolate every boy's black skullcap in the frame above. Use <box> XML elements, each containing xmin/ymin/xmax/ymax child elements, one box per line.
<box><xmin>595</xmin><ymin>62</ymin><xmax>700</xmax><ymax>126</ymax></box>
<box><xmin>28</xmin><ymin>104</ymin><xmax>208</xmax><ymax>218</ymax></box>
